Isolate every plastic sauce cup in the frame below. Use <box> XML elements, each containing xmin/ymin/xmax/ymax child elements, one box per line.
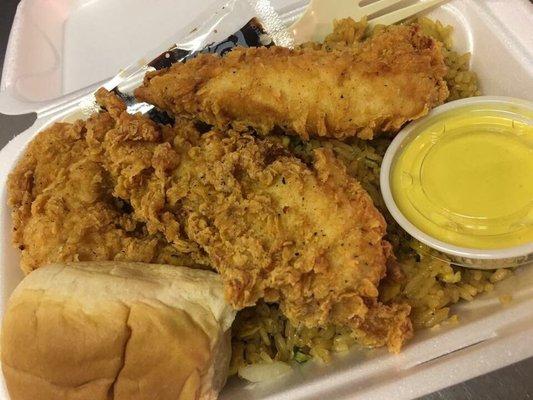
<box><xmin>380</xmin><ymin>96</ymin><xmax>533</xmax><ymax>269</ymax></box>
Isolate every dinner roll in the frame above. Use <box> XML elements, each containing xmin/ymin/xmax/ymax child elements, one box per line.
<box><xmin>1</xmin><ymin>262</ymin><xmax>236</xmax><ymax>400</ymax></box>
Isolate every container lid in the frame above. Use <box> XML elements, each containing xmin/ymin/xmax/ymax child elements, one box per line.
<box><xmin>0</xmin><ymin>0</ymin><xmax>262</xmax><ymax>117</ymax></box>
<box><xmin>2</xmin><ymin>0</ymin><xmax>532</xmax><ymax>117</ymax></box>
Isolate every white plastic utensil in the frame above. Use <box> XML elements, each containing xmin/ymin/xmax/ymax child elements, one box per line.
<box><xmin>291</xmin><ymin>0</ymin><xmax>448</xmax><ymax>43</ymax></box>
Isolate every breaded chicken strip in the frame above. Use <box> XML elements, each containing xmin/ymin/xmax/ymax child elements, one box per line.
<box><xmin>135</xmin><ymin>25</ymin><xmax>448</xmax><ymax>140</ymax></box>
<box><xmin>95</xmin><ymin>90</ymin><xmax>412</xmax><ymax>351</ymax></box>
<box><xmin>8</xmin><ymin>105</ymin><xmax>209</xmax><ymax>274</ymax></box>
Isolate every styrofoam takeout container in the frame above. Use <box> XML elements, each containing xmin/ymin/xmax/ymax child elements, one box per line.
<box><xmin>1</xmin><ymin>0</ymin><xmax>533</xmax><ymax>399</ymax></box>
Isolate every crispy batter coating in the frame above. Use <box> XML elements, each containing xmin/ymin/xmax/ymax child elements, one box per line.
<box><xmin>8</xmin><ymin>90</ymin><xmax>412</xmax><ymax>351</ymax></box>
<box><xmin>8</xmin><ymin>103</ymin><xmax>208</xmax><ymax>274</ymax></box>
<box><xmin>135</xmin><ymin>25</ymin><xmax>448</xmax><ymax>140</ymax></box>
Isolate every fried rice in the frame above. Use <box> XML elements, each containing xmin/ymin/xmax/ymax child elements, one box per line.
<box><xmin>229</xmin><ymin>17</ymin><xmax>510</xmax><ymax>376</ymax></box>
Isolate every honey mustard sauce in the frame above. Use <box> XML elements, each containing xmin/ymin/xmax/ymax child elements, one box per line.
<box><xmin>391</xmin><ymin>107</ymin><xmax>533</xmax><ymax>249</ymax></box>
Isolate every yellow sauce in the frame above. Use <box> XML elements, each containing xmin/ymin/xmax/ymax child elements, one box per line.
<box><xmin>391</xmin><ymin>106</ymin><xmax>533</xmax><ymax>249</ymax></box>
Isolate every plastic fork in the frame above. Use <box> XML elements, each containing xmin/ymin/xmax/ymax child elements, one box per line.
<box><xmin>290</xmin><ymin>0</ymin><xmax>448</xmax><ymax>44</ymax></box>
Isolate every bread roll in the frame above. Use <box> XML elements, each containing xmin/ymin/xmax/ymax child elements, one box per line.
<box><xmin>1</xmin><ymin>262</ymin><xmax>236</xmax><ymax>400</ymax></box>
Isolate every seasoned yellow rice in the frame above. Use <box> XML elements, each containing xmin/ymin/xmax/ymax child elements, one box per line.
<box><xmin>230</xmin><ymin>18</ymin><xmax>506</xmax><ymax>375</ymax></box>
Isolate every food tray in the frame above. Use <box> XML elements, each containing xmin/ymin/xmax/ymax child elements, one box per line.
<box><xmin>1</xmin><ymin>1</ymin><xmax>533</xmax><ymax>399</ymax></box>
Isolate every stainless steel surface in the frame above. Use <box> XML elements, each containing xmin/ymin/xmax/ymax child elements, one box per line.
<box><xmin>0</xmin><ymin>0</ymin><xmax>37</xmax><ymax>135</ymax></box>
<box><xmin>0</xmin><ymin>0</ymin><xmax>531</xmax><ymax>399</ymax></box>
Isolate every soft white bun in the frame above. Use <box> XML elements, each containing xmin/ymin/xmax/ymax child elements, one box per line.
<box><xmin>1</xmin><ymin>261</ymin><xmax>236</xmax><ymax>400</ymax></box>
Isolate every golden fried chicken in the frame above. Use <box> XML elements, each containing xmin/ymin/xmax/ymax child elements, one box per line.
<box><xmin>103</xmin><ymin>90</ymin><xmax>412</xmax><ymax>350</ymax></box>
<box><xmin>8</xmin><ymin>106</ymin><xmax>208</xmax><ymax>274</ymax></box>
<box><xmin>8</xmin><ymin>90</ymin><xmax>412</xmax><ymax>351</ymax></box>
<box><xmin>135</xmin><ymin>25</ymin><xmax>448</xmax><ymax>140</ymax></box>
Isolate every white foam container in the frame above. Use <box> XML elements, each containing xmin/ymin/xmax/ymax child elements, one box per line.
<box><xmin>0</xmin><ymin>0</ymin><xmax>533</xmax><ymax>399</ymax></box>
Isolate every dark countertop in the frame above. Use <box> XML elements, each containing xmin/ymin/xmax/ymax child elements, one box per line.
<box><xmin>0</xmin><ymin>0</ymin><xmax>532</xmax><ymax>399</ymax></box>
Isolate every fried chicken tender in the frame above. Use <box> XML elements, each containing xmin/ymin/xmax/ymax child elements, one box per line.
<box><xmin>8</xmin><ymin>90</ymin><xmax>412</xmax><ymax>351</ymax></box>
<box><xmin>135</xmin><ymin>25</ymin><xmax>448</xmax><ymax>140</ymax></box>
<box><xmin>103</xmin><ymin>90</ymin><xmax>411</xmax><ymax>350</ymax></box>
<box><xmin>8</xmin><ymin>106</ymin><xmax>208</xmax><ymax>274</ymax></box>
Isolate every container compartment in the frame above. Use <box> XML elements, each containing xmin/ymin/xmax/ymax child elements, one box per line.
<box><xmin>0</xmin><ymin>1</ymin><xmax>532</xmax><ymax>399</ymax></box>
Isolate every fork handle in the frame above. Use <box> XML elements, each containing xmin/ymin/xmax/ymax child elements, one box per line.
<box><xmin>290</xmin><ymin>0</ymin><xmax>364</xmax><ymax>44</ymax></box>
